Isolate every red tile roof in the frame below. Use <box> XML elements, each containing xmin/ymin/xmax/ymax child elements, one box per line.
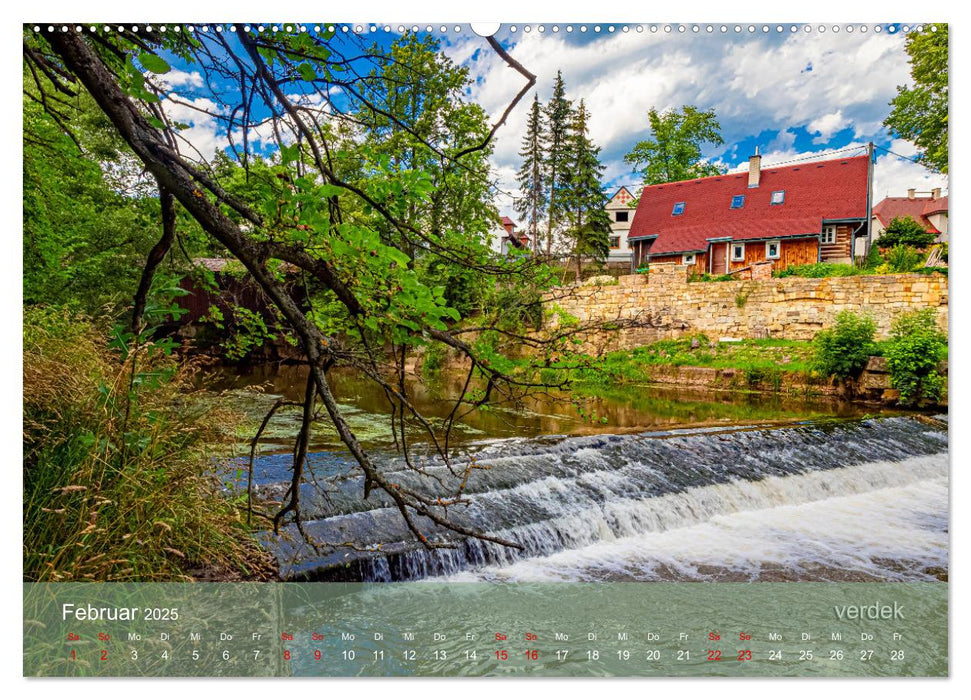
<box><xmin>628</xmin><ymin>155</ymin><xmax>870</xmax><ymax>255</ymax></box>
<box><xmin>873</xmin><ymin>196</ymin><xmax>947</xmax><ymax>233</ymax></box>
<box><xmin>924</xmin><ymin>196</ymin><xmax>948</xmax><ymax>216</ymax></box>
<box><xmin>501</xmin><ymin>216</ymin><xmax>516</xmax><ymax>227</ymax></box>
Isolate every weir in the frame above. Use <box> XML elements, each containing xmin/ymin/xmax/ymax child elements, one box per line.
<box><xmin>255</xmin><ymin>416</ymin><xmax>948</xmax><ymax>582</ymax></box>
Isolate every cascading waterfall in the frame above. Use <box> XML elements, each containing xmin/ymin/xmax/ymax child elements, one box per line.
<box><xmin>254</xmin><ymin>416</ymin><xmax>948</xmax><ymax>582</ymax></box>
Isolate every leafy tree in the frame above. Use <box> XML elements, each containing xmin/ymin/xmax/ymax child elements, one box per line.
<box><xmin>24</xmin><ymin>71</ymin><xmax>166</xmax><ymax>313</ymax></box>
<box><xmin>885</xmin><ymin>308</ymin><xmax>947</xmax><ymax>406</ymax></box>
<box><xmin>884</xmin><ymin>24</ymin><xmax>948</xmax><ymax>173</ymax></box>
<box><xmin>24</xmin><ymin>25</ymin><xmax>586</xmax><ymax>555</ymax></box>
<box><xmin>624</xmin><ymin>105</ymin><xmax>726</xmax><ymax>185</ymax></box>
<box><xmin>878</xmin><ymin>215</ymin><xmax>936</xmax><ymax>248</ymax></box>
<box><xmin>812</xmin><ymin>311</ymin><xmax>876</xmax><ymax>378</ymax></box>
<box><xmin>543</xmin><ymin>71</ymin><xmax>573</xmax><ymax>257</ymax></box>
<box><xmin>562</xmin><ymin>100</ymin><xmax>611</xmax><ymax>274</ymax></box>
<box><xmin>355</xmin><ymin>34</ymin><xmax>496</xmax><ymax>247</ymax></box>
<box><xmin>514</xmin><ymin>93</ymin><xmax>547</xmax><ymax>255</ymax></box>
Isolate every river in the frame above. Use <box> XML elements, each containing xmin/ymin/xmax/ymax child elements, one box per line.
<box><xmin>203</xmin><ymin>365</ymin><xmax>948</xmax><ymax>584</ymax></box>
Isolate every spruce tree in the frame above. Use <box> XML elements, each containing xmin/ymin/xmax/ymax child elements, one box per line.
<box><xmin>543</xmin><ymin>71</ymin><xmax>573</xmax><ymax>259</ymax></box>
<box><xmin>514</xmin><ymin>94</ymin><xmax>547</xmax><ymax>255</ymax></box>
<box><xmin>562</xmin><ymin>99</ymin><xmax>611</xmax><ymax>275</ymax></box>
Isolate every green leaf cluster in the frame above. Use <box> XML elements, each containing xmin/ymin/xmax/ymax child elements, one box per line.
<box><xmin>884</xmin><ymin>308</ymin><xmax>947</xmax><ymax>406</ymax></box>
<box><xmin>812</xmin><ymin>311</ymin><xmax>877</xmax><ymax>379</ymax></box>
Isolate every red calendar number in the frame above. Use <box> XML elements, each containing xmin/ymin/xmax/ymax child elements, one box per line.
<box><xmin>495</xmin><ymin>650</ymin><xmax>508</xmax><ymax>661</ymax></box>
<box><xmin>738</xmin><ymin>650</ymin><xmax>753</xmax><ymax>661</ymax></box>
<box><xmin>707</xmin><ymin>649</ymin><xmax>722</xmax><ymax>661</ymax></box>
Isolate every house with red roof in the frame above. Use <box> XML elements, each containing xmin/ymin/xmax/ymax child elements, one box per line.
<box><xmin>605</xmin><ymin>186</ymin><xmax>636</xmax><ymax>267</ymax></box>
<box><xmin>627</xmin><ymin>151</ymin><xmax>873</xmax><ymax>275</ymax></box>
<box><xmin>493</xmin><ymin>215</ymin><xmax>532</xmax><ymax>255</ymax></box>
<box><xmin>872</xmin><ymin>189</ymin><xmax>948</xmax><ymax>244</ymax></box>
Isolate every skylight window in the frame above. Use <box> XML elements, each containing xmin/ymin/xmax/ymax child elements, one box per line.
<box><xmin>672</xmin><ymin>202</ymin><xmax>685</xmax><ymax>216</ymax></box>
<box><xmin>771</xmin><ymin>190</ymin><xmax>786</xmax><ymax>205</ymax></box>
<box><xmin>731</xmin><ymin>195</ymin><xmax>745</xmax><ymax>209</ymax></box>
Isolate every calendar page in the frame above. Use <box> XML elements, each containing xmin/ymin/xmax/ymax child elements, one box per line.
<box><xmin>21</xmin><ymin>18</ymin><xmax>949</xmax><ymax>680</ymax></box>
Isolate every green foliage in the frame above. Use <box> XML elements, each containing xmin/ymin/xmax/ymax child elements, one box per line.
<box><xmin>774</xmin><ymin>263</ymin><xmax>860</xmax><ymax>278</ymax></box>
<box><xmin>624</xmin><ymin>105</ymin><xmax>726</xmax><ymax>185</ymax></box>
<box><xmin>562</xmin><ymin>100</ymin><xmax>611</xmax><ymax>268</ymax></box>
<box><xmin>863</xmin><ymin>240</ymin><xmax>884</xmax><ymax>270</ymax></box>
<box><xmin>23</xmin><ymin>307</ymin><xmax>262</xmax><ymax>581</ymax></box>
<box><xmin>884</xmin><ymin>24</ymin><xmax>948</xmax><ymax>173</ymax></box>
<box><xmin>812</xmin><ymin>311</ymin><xmax>877</xmax><ymax>379</ymax></box>
<box><xmin>533</xmin><ymin>337</ymin><xmax>814</xmax><ymax>391</ymax></box>
<box><xmin>514</xmin><ymin>94</ymin><xmax>547</xmax><ymax>251</ymax></box>
<box><xmin>878</xmin><ymin>216</ymin><xmax>936</xmax><ymax>248</ymax></box>
<box><xmin>689</xmin><ymin>272</ymin><xmax>734</xmax><ymax>282</ymax></box>
<box><xmin>543</xmin><ymin>71</ymin><xmax>574</xmax><ymax>256</ymax></box>
<box><xmin>884</xmin><ymin>308</ymin><xmax>947</xmax><ymax>406</ymax></box>
<box><xmin>881</xmin><ymin>244</ymin><xmax>925</xmax><ymax>273</ymax></box>
<box><xmin>420</xmin><ymin>342</ymin><xmax>448</xmax><ymax>374</ymax></box>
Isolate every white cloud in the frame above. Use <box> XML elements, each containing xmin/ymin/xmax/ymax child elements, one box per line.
<box><xmin>445</xmin><ymin>27</ymin><xmax>919</xmax><ymax>217</ymax></box>
<box><xmin>148</xmin><ymin>69</ymin><xmax>204</xmax><ymax>91</ymax></box>
<box><xmin>161</xmin><ymin>94</ymin><xmax>230</xmax><ymax>161</ymax></box>
<box><xmin>872</xmin><ymin>140</ymin><xmax>948</xmax><ymax>200</ymax></box>
<box><xmin>808</xmin><ymin>110</ymin><xmax>848</xmax><ymax>143</ymax></box>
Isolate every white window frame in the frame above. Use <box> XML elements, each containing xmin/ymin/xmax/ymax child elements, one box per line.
<box><xmin>682</xmin><ymin>253</ymin><xmax>696</xmax><ymax>265</ymax></box>
<box><xmin>821</xmin><ymin>225</ymin><xmax>837</xmax><ymax>244</ymax></box>
<box><xmin>731</xmin><ymin>242</ymin><xmax>746</xmax><ymax>262</ymax></box>
<box><xmin>765</xmin><ymin>240</ymin><xmax>781</xmax><ymax>260</ymax></box>
<box><xmin>770</xmin><ymin>190</ymin><xmax>786</xmax><ymax>205</ymax></box>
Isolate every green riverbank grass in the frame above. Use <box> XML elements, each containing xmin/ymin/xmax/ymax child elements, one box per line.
<box><xmin>23</xmin><ymin>307</ymin><xmax>273</xmax><ymax>582</ymax></box>
<box><xmin>538</xmin><ymin>337</ymin><xmax>816</xmax><ymax>391</ymax></box>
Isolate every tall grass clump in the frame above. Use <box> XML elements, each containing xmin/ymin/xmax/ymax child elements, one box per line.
<box><xmin>23</xmin><ymin>306</ymin><xmax>270</xmax><ymax>582</ymax></box>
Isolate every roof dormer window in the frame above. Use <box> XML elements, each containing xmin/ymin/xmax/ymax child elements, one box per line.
<box><xmin>731</xmin><ymin>195</ymin><xmax>745</xmax><ymax>209</ymax></box>
<box><xmin>771</xmin><ymin>190</ymin><xmax>786</xmax><ymax>205</ymax></box>
<box><xmin>672</xmin><ymin>202</ymin><xmax>685</xmax><ymax>216</ymax></box>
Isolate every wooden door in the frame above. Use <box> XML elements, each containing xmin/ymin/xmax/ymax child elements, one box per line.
<box><xmin>710</xmin><ymin>242</ymin><xmax>727</xmax><ymax>274</ymax></box>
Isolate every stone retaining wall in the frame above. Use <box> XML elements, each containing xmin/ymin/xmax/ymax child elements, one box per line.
<box><xmin>548</xmin><ymin>264</ymin><xmax>948</xmax><ymax>354</ymax></box>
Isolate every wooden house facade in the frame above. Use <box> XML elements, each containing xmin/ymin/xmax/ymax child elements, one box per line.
<box><xmin>628</xmin><ymin>152</ymin><xmax>872</xmax><ymax>275</ymax></box>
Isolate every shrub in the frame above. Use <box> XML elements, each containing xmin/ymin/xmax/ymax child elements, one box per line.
<box><xmin>812</xmin><ymin>311</ymin><xmax>877</xmax><ymax>378</ymax></box>
<box><xmin>878</xmin><ymin>216</ymin><xmax>936</xmax><ymax>249</ymax></box>
<box><xmin>774</xmin><ymin>263</ymin><xmax>858</xmax><ymax>278</ymax></box>
<box><xmin>883</xmin><ymin>244</ymin><xmax>925</xmax><ymax>273</ymax></box>
<box><xmin>884</xmin><ymin>308</ymin><xmax>947</xmax><ymax>406</ymax></box>
<box><xmin>862</xmin><ymin>242</ymin><xmax>884</xmax><ymax>271</ymax></box>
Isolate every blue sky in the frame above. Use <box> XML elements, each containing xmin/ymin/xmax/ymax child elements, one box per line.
<box><xmin>440</xmin><ymin>23</ymin><xmax>948</xmax><ymax>218</ymax></box>
<box><xmin>151</xmin><ymin>23</ymin><xmax>948</xmax><ymax>220</ymax></box>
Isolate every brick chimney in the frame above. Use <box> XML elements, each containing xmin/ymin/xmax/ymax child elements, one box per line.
<box><xmin>748</xmin><ymin>147</ymin><xmax>761</xmax><ymax>188</ymax></box>
<box><xmin>907</xmin><ymin>188</ymin><xmax>916</xmax><ymax>199</ymax></box>
<box><xmin>931</xmin><ymin>187</ymin><xmax>941</xmax><ymax>200</ymax></box>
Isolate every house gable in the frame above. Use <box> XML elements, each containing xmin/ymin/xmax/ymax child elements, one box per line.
<box><xmin>628</xmin><ymin>154</ymin><xmax>870</xmax><ymax>255</ymax></box>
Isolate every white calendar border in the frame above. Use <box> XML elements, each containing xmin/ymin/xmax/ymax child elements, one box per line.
<box><xmin>2</xmin><ymin>0</ymin><xmax>964</xmax><ymax>696</ymax></box>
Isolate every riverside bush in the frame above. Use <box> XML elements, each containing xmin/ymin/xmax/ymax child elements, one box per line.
<box><xmin>884</xmin><ymin>308</ymin><xmax>947</xmax><ymax>406</ymax></box>
<box><xmin>812</xmin><ymin>311</ymin><xmax>877</xmax><ymax>378</ymax></box>
<box><xmin>23</xmin><ymin>306</ymin><xmax>266</xmax><ymax>581</ymax></box>
<box><xmin>774</xmin><ymin>263</ymin><xmax>859</xmax><ymax>278</ymax></box>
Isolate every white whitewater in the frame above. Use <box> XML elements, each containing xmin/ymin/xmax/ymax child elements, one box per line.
<box><xmin>438</xmin><ymin>454</ymin><xmax>948</xmax><ymax>582</ymax></box>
